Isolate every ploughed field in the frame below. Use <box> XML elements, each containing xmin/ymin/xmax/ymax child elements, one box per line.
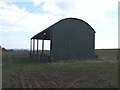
<box><xmin>2</xmin><ymin>49</ymin><xmax>119</xmax><ymax>88</ymax></box>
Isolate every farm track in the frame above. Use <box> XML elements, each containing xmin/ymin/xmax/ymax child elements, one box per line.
<box><xmin>3</xmin><ymin>68</ymin><xmax>113</xmax><ymax>88</ymax></box>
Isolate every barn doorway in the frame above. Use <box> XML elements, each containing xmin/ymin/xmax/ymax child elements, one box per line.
<box><xmin>30</xmin><ymin>30</ymin><xmax>51</xmax><ymax>62</ymax></box>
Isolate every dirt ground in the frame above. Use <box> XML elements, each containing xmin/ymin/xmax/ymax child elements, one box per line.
<box><xmin>4</xmin><ymin>67</ymin><xmax>115</xmax><ymax>88</ymax></box>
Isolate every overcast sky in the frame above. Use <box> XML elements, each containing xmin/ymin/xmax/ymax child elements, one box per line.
<box><xmin>0</xmin><ymin>0</ymin><xmax>118</xmax><ymax>50</ymax></box>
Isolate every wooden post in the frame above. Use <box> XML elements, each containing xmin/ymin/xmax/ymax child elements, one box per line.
<box><xmin>33</xmin><ymin>39</ymin><xmax>35</xmax><ymax>55</ymax></box>
<box><xmin>42</xmin><ymin>39</ymin><xmax>44</xmax><ymax>54</ymax></box>
<box><xmin>30</xmin><ymin>39</ymin><xmax>32</xmax><ymax>56</ymax></box>
<box><xmin>37</xmin><ymin>39</ymin><xmax>39</xmax><ymax>55</ymax></box>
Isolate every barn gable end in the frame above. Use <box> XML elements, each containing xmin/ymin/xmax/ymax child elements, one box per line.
<box><xmin>51</xmin><ymin>18</ymin><xmax>95</xmax><ymax>61</ymax></box>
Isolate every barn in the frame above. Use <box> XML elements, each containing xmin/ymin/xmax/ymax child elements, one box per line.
<box><xmin>30</xmin><ymin>18</ymin><xmax>95</xmax><ymax>62</ymax></box>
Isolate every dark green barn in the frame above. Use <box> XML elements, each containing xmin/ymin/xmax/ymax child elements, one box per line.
<box><xmin>30</xmin><ymin>18</ymin><xmax>95</xmax><ymax>62</ymax></box>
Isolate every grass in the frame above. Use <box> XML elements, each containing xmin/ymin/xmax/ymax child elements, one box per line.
<box><xmin>95</xmin><ymin>49</ymin><xmax>118</xmax><ymax>61</ymax></box>
<box><xmin>2</xmin><ymin>49</ymin><xmax>119</xmax><ymax>88</ymax></box>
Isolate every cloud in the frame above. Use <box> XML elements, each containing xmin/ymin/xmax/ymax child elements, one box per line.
<box><xmin>1</xmin><ymin>0</ymin><xmax>33</xmax><ymax>2</ymax></box>
<box><xmin>0</xmin><ymin>1</ymin><xmax>64</xmax><ymax>49</ymax></box>
<box><xmin>1</xmin><ymin>0</ymin><xmax>118</xmax><ymax>33</ymax></box>
<box><xmin>33</xmin><ymin>0</ymin><xmax>118</xmax><ymax>24</ymax></box>
<box><xmin>0</xmin><ymin>1</ymin><xmax>64</xmax><ymax>33</ymax></box>
<box><xmin>33</xmin><ymin>0</ymin><xmax>46</xmax><ymax>6</ymax></box>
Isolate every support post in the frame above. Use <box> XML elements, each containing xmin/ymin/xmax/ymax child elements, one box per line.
<box><xmin>33</xmin><ymin>39</ymin><xmax>35</xmax><ymax>55</ymax></box>
<box><xmin>30</xmin><ymin>39</ymin><xmax>32</xmax><ymax>56</ymax></box>
<box><xmin>37</xmin><ymin>39</ymin><xmax>39</xmax><ymax>55</ymax></box>
<box><xmin>42</xmin><ymin>39</ymin><xmax>44</xmax><ymax>54</ymax></box>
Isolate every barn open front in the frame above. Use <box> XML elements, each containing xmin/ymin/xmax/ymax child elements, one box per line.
<box><xmin>30</xmin><ymin>18</ymin><xmax>96</xmax><ymax>62</ymax></box>
<box><xmin>30</xmin><ymin>28</ymin><xmax>51</xmax><ymax>62</ymax></box>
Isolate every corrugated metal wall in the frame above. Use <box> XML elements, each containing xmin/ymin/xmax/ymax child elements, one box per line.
<box><xmin>51</xmin><ymin>19</ymin><xmax>95</xmax><ymax>61</ymax></box>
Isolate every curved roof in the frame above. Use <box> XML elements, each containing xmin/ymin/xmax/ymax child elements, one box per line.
<box><xmin>31</xmin><ymin>18</ymin><xmax>96</xmax><ymax>40</ymax></box>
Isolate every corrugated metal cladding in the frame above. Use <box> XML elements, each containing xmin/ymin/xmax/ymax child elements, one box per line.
<box><xmin>51</xmin><ymin>18</ymin><xmax>95</xmax><ymax>61</ymax></box>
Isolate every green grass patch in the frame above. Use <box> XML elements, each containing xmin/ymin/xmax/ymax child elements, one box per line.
<box><xmin>2</xmin><ymin>49</ymin><xmax>119</xmax><ymax>88</ymax></box>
